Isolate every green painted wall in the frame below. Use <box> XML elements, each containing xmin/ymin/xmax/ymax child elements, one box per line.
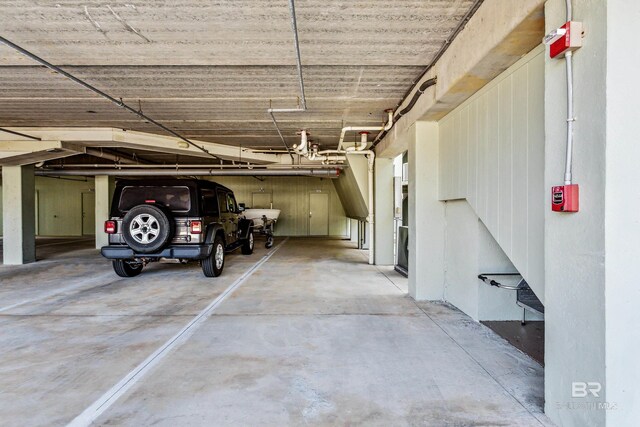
<box><xmin>0</xmin><ymin>176</ymin><xmax>95</xmax><ymax>236</ymax></box>
<box><xmin>207</xmin><ymin>176</ymin><xmax>348</xmax><ymax>237</ymax></box>
<box><xmin>0</xmin><ymin>175</ymin><xmax>347</xmax><ymax>238</ymax></box>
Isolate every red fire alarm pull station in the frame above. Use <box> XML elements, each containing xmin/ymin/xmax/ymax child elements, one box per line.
<box><xmin>552</xmin><ymin>184</ymin><xmax>579</xmax><ymax>212</ymax></box>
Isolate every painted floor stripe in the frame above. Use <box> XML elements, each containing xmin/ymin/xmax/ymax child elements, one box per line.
<box><xmin>67</xmin><ymin>238</ymin><xmax>288</xmax><ymax>427</ymax></box>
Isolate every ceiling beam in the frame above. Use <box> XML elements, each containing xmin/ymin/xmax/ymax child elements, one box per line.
<box><xmin>0</xmin><ymin>127</ymin><xmax>290</xmax><ymax>164</ymax></box>
<box><xmin>0</xmin><ymin>140</ymin><xmax>83</xmax><ymax>165</ymax></box>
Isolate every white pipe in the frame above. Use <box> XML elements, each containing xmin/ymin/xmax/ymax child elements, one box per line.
<box><xmin>293</xmin><ymin>130</ymin><xmax>309</xmax><ymax>155</ymax></box>
<box><xmin>564</xmin><ymin>0</ymin><xmax>574</xmax><ymax>185</ymax></box>
<box><xmin>564</xmin><ymin>50</ymin><xmax>574</xmax><ymax>185</ymax></box>
<box><xmin>338</xmin><ymin>126</ymin><xmax>382</xmax><ymax>151</ymax></box>
<box><xmin>347</xmin><ymin>131</ymin><xmax>369</xmax><ymax>152</ymax></box>
<box><xmin>300</xmin><ymin>130</ymin><xmax>309</xmax><ymax>155</ymax></box>
<box><xmin>383</xmin><ymin>109</ymin><xmax>394</xmax><ymax>131</ymax></box>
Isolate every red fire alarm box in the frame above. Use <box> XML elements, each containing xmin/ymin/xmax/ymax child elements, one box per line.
<box><xmin>552</xmin><ymin>184</ymin><xmax>579</xmax><ymax>212</ymax></box>
<box><xmin>548</xmin><ymin>21</ymin><xmax>583</xmax><ymax>59</ymax></box>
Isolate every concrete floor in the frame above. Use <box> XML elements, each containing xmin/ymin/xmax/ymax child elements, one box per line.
<box><xmin>0</xmin><ymin>238</ymin><xmax>552</xmax><ymax>426</ymax></box>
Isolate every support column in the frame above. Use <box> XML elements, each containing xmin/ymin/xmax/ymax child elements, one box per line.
<box><xmin>374</xmin><ymin>157</ymin><xmax>394</xmax><ymax>265</ymax></box>
<box><xmin>605</xmin><ymin>1</ymin><xmax>640</xmax><ymax>424</ymax></box>
<box><xmin>408</xmin><ymin>122</ymin><xmax>445</xmax><ymax>300</ymax></box>
<box><xmin>349</xmin><ymin>218</ymin><xmax>359</xmax><ymax>245</ymax></box>
<box><xmin>94</xmin><ymin>175</ymin><xmax>115</xmax><ymax>249</ymax></box>
<box><xmin>2</xmin><ymin>165</ymin><xmax>35</xmax><ymax>264</ymax></box>
<box><xmin>545</xmin><ymin>1</ymin><xmax>640</xmax><ymax>426</ymax></box>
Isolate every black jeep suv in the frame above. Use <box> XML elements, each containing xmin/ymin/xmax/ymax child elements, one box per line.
<box><xmin>101</xmin><ymin>179</ymin><xmax>254</xmax><ymax>278</ymax></box>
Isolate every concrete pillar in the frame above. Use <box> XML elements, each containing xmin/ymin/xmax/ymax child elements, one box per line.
<box><xmin>94</xmin><ymin>175</ymin><xmax>115</xmax><ymax>249</ymax></box>
<box><xmin>349</xmin><ymin>218</ymin><xmax>359</xmax><ymax>245</ymax></box>
<box><xmin>408</xmin><ymin>122</ymin><xmax>445</xmax><ymax>300</ymax></box>
<box><xmin>374</xmin><ymin>157</ymin><xmax>394</xmax><ymax>265</ymax></box>
<box><xmin>545</xmin><ymin>1</ymin><xmax>640</xmax><ymax>425</ymax></box>
<box><xmin>2</xmin><ymin>165</ymin><xmax>36</xmax><ymax>264</ymax></box>
<box><xmin>605</xmin><ymin>1</ymin><xmax>640</xmax><ymax>424</ymax></box>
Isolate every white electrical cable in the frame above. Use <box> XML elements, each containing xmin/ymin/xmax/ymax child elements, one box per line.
<box><xmin>564</xmin><ymin>50</ymin><xmax>574</xmax><ymax>185</ymax></box>
<box><xmin>563</xmin><ymin>0</ymin><xmax>574</xmax><ymax>185</ymax></box>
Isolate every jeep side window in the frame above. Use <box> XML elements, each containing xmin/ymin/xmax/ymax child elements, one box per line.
<box><xmin>218</xmin><ymin>190</ymin><xmax>228</xmax><ymax>213</ymax></box>
<box><xmin>201</xmin><ymin>189</ymin><xmax>219</xmax><ymax>216</ymax></box>
<box><xmin>226</xmin><ymin>193</ymin><xmax>237</xmax><ymax>213</ymax></box>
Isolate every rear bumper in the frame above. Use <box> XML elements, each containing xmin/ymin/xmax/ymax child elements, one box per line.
<box><xmin>101</xmin><ymin>244</ymin><xmax>213</xmax><ymax>260</ymax></box>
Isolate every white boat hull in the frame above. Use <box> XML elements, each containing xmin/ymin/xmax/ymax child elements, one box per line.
<box><xmin>243</xmin><ymin>208</ymin><xmax>281</xmax><ymax>221</ymax></box>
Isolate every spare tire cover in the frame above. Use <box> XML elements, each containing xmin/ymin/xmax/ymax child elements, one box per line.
<box><xmin>122</xmin><ymin>204</ymin><xmax>173</xmax><ymax>253</ymax></box>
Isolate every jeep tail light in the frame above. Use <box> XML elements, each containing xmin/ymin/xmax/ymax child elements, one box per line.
<box><xmin>104</xmin><ymin>220</ymin><xmax>117</xmax><ymax>234</ymax></box>
<box><xmin>190</xmin><ymin>220</ymin><xmax>202</xmax><ymax>234</ymax></box>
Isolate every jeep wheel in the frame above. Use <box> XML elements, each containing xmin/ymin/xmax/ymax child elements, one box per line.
<box><xmin>202</xmin><ymin>236</ymin><xmax>225</xmax><ymax>277</ymax></box>
<box><xmin>122</xmin><ymin>204</ymin><xmax>173</xmax><ymax>253</ymax></box>
<box><xmin>113</xmin><ymin>260</ymin><xmax>143</xmax><ymax>278</ymax></box>
<box><xmin>241</xmin><ymin>231</ymin><xmax>254</xmax><ymax>255</ymax></box>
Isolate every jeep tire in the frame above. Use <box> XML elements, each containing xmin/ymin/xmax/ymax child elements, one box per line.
<box><xmin>113</xmin><ymin>260</ymin><xmax>143</xmax><ymax>277</ymax></box>
<box><xmin>241</xmin><ymin>230</ymin><xmax>254</xmax><ymax>255</ymax></box>
<box><xmin>202</xmin><ymin>235</ymin><xmax>225</xmax><ymax>277</ymax></box>
<box><xmin>122</xmin><ymin>204</ymin><xmax>173</xmax><ymax>253</ymax></box>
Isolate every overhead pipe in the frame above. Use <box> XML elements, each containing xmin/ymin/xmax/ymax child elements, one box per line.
<box><xmin>84</xmin><ymin>148</ymin><xmax>146</xmax><ymax>165</ymax></box>
<box><xmin>337</xmin><ymin>126</ymin><xmax>383</xmax><ymax>151</ymax></box>
<box><xmin>0</xmin><ymin>36</ymin><xmax>219</xmax><ymax>161</ymax></box>
<box><xmin>293</xmin><ymin>129</ymin><xmax>310</xmax><ymax>156</ymax></box>
<box><xmin>44</xmin><ymin>163</ymin><xmax>340</xmax><ymax>170</ymax></box>
<box><xmin>35</xmin><ymin>168</ymin><xmax>341</xmax><ymax>177</ymax></box>
<box><xmin>383</xmin><ymin>109</ymin><xmax>394</xmax><ymax>131</ymax></box>
<box><xmin>370</xmin><ymin>77</ymin><xmax>437</xmax><ymax>149</ymax></box>
<box><xmin>345</xmin><ymin>131</ymin><xmax>369</xmax><ymax>152</ymax></box>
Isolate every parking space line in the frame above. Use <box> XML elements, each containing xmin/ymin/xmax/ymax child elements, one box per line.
<box><xmin>67</xmin><ymin>238</ymin><xmax>288</xmax><ymax>427</ymax></box>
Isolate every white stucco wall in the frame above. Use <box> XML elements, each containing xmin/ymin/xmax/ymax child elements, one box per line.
<box><xmin>438</xmin><ymin>46</ymin><xmax>546</xmax><ymax>302</ymax></box>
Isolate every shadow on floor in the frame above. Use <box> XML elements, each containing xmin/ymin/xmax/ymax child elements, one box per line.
<box><xmin>0</xmin><ymin>236</ymin><xmax>96</xmax><ymax>263</ymax></box>
<box><xmin>482</xmin><ymin>320</ymin><xmax>545</xmax><ymax>366</ymax></box>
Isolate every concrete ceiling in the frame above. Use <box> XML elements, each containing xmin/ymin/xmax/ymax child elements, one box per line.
<box><xmin>0</xmin><ymin>0</ymin><xmax>477</xmax><ymax>157</ymax></box>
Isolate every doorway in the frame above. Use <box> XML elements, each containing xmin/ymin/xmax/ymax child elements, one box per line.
<box><xmin>309</xmin><ymin>192</ymin><xmax>329</xmax><ymax>236</ymax></box>
<box><xmin>81</xmin><ymin>192</ymin><xmax>95</xmax><ymax>235</ymax></box>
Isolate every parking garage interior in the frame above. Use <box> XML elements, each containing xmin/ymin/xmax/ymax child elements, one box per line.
<box><xmin>1</xmin><ymin>1</ymin><xmax>639</xmax><ymax>426</ymax></box>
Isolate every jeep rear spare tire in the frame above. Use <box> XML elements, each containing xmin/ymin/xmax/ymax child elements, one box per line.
<box><xmin>122</xmin><ymin>204</ymin><xmax>173</xmax><ymax>253</ymax></box>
